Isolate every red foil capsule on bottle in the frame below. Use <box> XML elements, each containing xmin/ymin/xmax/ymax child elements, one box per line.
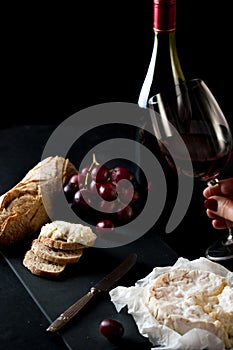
<box><xmin>154</xmin><ymin>0</ymin><xmax>176</xmax><ymax>33</ymax></box>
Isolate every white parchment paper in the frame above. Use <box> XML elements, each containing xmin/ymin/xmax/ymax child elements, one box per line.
<box><xmin>110</xmin><ymin>257</ymin><xmax>233</xmax><ymax>350</ymax></box>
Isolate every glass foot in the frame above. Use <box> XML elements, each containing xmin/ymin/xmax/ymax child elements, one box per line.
<box><xmin>205</xmin><ymin>239</ymin><xmax>233</xmax><ymax>261</ymax></box>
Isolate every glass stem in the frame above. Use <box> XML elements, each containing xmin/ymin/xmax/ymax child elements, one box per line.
<box><xmin>224</xmin><ymin>226</ymin><xmax>233</xmax><ymax>246</ymax></box>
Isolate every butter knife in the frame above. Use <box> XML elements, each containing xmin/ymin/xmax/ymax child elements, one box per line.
<box><xmin>46</xmin><ymin>253</ymin><xmax>137</xmax><ymax>332</ymax></box>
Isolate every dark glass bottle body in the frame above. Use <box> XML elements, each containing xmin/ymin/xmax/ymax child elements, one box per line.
<box><xmin>137</xmin><ymin>0</ymin><xmax>185</xmax><ymax>160</ymax></box>
<box><xmin>135</xmin><ymin>0</ymin><xmax>185</xmax><ymax>221</ymax></box>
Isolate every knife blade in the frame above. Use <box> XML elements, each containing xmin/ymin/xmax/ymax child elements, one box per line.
<box><xmin>46</xmin><ymin>253</ymin><xmax>137</xmax><ymax>332</ymax></box>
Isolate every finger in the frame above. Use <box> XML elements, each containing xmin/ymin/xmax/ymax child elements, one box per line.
<box><xmin>204</xmin><ymin>196</ymin><xmax>233</xmax><ymax>223</ymax></box>
<box><xmin>203</xmin><ymin>184</ymin><xmax>219</xmax><ymax>198</ymax></box>
<box><xmin>205</xmin><ymin>209</ymin><xmax>233</xmax><ymax>228</ymax></box>
<box><xmin>206</xmin><ymin>209</ymin><xmax>233</xmax><ymax>228</ymax></box>
<box><xmin>205</xmin><ymin>209</ymin><xmax>221</xmax><ymax>219</ymax></box>
<box><xmin>211</xmin><ymin>218</ymin><xmax>233</xmax><ymax>230</ymax></box>
<box><xmin>203</xmin><ymin>178</ymin><xmax>233</xmax><ymax>198</ymax></box>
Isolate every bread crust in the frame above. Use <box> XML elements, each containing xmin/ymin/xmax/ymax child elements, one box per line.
<box><xmin>23</xmin><ymin>250</ymin><xmax>66</xmax><ymax>278</ymax></box>
<box><xmin>31</xmin><ymin>239</ymin><xmax>83</xmax><ymax>264</ymax></box>
<box><xmin>38</xmin><ymin>236</ymin><xmax>86</xmax><ymax>251</ymax></box>
<box><xmin>0</xmin><ymin>156</ymin><xmax>78</xmax><ymax>249</ymax></box>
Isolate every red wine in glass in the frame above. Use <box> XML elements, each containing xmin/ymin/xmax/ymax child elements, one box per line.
<box><xmin>149</xmin><ymin>78</ymin><xmax>233</xmax><ymax>262</ymax></box>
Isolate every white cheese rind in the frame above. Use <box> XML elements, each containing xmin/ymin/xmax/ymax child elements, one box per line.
<box><xmin>144</xmin><ymin>269</ymin><xmax>233</xmax><ymax>349</ymax></box>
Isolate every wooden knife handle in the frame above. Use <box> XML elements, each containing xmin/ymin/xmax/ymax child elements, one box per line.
<box><xmin>46</xmin><ymin>287</ymin><xmax>99</xmax><ymax>332</ymax></box>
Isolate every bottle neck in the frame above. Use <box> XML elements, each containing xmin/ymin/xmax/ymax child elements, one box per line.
<box><xmin>153</xmin><ymin>0</ymin><xmax>184</xmax><ymax>92</ymax></box>
<box><xmin>154</xmin><ymin>0</ymin><xmax>176</xmax><ymax>33</ymax></box>
<box><xmin>154</xmin><ymin>30</ymin><xmax>184</xmax><ymax>87</ymax></box>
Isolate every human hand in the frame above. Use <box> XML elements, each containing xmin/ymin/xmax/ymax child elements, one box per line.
<box><xmin>203</xmin><ymin>178</ymin><xmax>233</xmax><ymax>229</ymax></box>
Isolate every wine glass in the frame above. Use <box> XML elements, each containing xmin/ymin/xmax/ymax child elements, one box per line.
<box><xmin>148</xmin><ymin>78</ymin><xmax>233</xmax><ymax>262</ymax></box>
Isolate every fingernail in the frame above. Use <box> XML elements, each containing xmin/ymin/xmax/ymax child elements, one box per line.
<box><xmin>204</xmin><ymin>199</ymin><xmax>218</xmax><ymax>211</ymax></box>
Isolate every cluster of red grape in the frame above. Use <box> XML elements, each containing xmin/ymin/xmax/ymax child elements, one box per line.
<box><xmin>63</xmin><ymin>154</ymin><xmax>147</xmax><ymax>234</ymax></box>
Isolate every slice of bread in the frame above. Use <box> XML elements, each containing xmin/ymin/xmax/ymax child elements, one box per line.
<box><xmin>38</xmin><ymin>236</ymin><xmax>85</xmax><ymax>251</ymax></box>
<box><xmin>23</xmin><ymin>250</ymin><xmax>66</xmax><ymax>278</ymax></box>
<box><xmin>38</xmin><ymin>221</ymin><xmax>97</xmax><ymax>250</ymax></box>
<box><xmin>31</xmin><ymin>238</ymin><xmax>83</xmax><ymax>264</ymax></box>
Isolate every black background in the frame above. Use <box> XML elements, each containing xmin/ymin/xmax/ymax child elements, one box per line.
<box><xmin>2</xmin><ymin>0</ymin><xmax>233</xmax><ymax>262</ymax></box>
<box><xmin>2</xmin><ymin>0</ymin><xmax>232</xmax><ymax>128</ymax></box>
<box><xmin>0</xmin><ymin>3</ymin><xmax>232</xmax><ymax>348</ymax></box>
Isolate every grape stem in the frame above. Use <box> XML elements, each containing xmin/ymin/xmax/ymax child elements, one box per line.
<box><xmin>92</xmin><ymin>153</ymin><xmax>99</xmax><ymax>167</ymax></box>
<box><xmin>84</xmin><ymin>153</ymin><xmax>99</xmax><ymax>187</ymax></box>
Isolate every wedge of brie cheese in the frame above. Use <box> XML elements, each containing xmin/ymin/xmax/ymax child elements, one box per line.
<box><xmin>144</xmin><ymin>269</ymin><xmax>233</xmax><ymax>348</ymax></box>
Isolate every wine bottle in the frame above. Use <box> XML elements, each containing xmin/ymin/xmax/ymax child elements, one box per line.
<box><xmin>135</xmin><ymin>0</ymin><xmax>186</xmax><ymax>217</ymax></box>
<box><xmin>138</xmin><ymin>0</ymin><xmax>185</xmax><ymax>109</ymax></box>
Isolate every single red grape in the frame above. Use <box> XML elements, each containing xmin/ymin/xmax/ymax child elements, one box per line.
<box><xmin>63</xmin><ymin>183</ymin><xmax>76</xmax><ymax>203</ymax></box>
<box><xmin>73</xmin><ymin>188</ymin><xmax>93</xmax><ymax>210</ymax></box>
<box><xmin>116</xmin><ymin>180</ymin><xmax>134</xmax><ymax>205</ymax></box>
<box><xmin>98</xmin><ymin>182</ymin><xmax>117</xmax><ymax>201</ymax></box>
<box><xmin>111</xmin><ymin>166</ymin><xmax>134</xmax><ymax>183</ymax></box>
<box><xmin>89</xmin><ymin>179</ymin><xmax>100</xmax><ymax>193</ymax></box>
<box><xmin>99</xmin><ymin>319</ymin><xmax>124</xmax><ymax>342</ymax></box>
<box><xmin>91</xmin><ymin>164</ymin><xmax>110</xmax><ymax>183</ymax></box>
<box><xmin>69</xmin><ymin>173</ymin><xmax>86</xmax><ymax>190</ymax></box>
<box><xmin>116</xmin><ymin>204</ymin><xmax>134</xmax><ymax>224</ymax></box>
<box><xmin>96</xmin><ymin>219</ymin><xmax>115</xmax><ymax>235</ymax></box>
<box><xmin>81</xmin><ymin>166</ymin><xmax>90</xmax><ymax>176</ymax></box>
<box><xmin>68</xmin><ymin>174</ymin><xmax>80</xmax><ymax>189</ymax></box>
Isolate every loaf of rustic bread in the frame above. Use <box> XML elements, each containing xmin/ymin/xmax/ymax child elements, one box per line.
<box><xmin>0</xmin><ymin>156</ymin><xmax>78</xmax><ymax>249</ymax></box>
